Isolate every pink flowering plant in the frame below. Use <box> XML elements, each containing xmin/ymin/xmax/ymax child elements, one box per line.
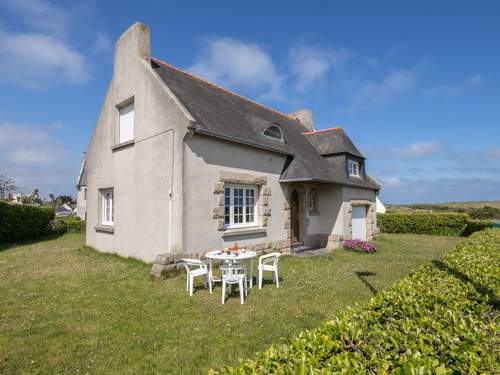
<box><xmin>343</xmin><ymin>240</ymin><xmax>377</xmax><ymax>253</ymax></box>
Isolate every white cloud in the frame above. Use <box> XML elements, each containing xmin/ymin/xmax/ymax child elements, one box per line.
<box><xmin>188</xmin><ymin>37</ymin><xmax>284</xmax><ymax>100</ymax></box>
<box><xmin>380</xmin><ymin>176</ymin><xmax>403</xmax><ymax>188</ymax></box>
<box><xmin>289</xmin><ymin>45</ymin><xmax>351</xmax><ymax>92</ymax></box>
<box><xmin>0</xmin><ymin>30</ymin><xmax>89</xmax><ymax>88</ymax></box>
<box><xmin>425</xmin><ymin>74</ymin><xmax>482</xmax><ymax>96</ymax></box>
<box><xmin>3</xmin><ymin>0</ymin><xmax>70</xmax><ymax>36</ymax></box>
<box><xmin>0</xmin><ymin>123</ymin><xmax>64</xmax><ymax>166</ymax></box>
<box><xmin>390</xmin><ymin>140</ymin><xmax>444</xmax><ymax>160</ymax></box>
<box><xmin>349</xmin><ymin>69</ymin><xmax>415</xmax><ymax>113</ymax></box>
<box><xmin>92</xmin><ymin>31</ymin><xmax>112</xmax><ymax>54</ymax></box>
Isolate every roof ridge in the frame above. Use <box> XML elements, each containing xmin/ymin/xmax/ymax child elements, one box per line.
<box><xmin>302</xmin><ymin>126</ymin><xmax>342</xmax><ymax>135</ymax></box>
<box><xmin>151</xmin><ymin>57</ymin><xmax>296</xmax><ymax>123</ymax></box>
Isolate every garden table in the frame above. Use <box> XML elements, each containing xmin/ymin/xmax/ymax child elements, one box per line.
<box><xmin>205</xmin><ymin>250</ymin><xmax>257</xmax><ymax>289</ymax></box>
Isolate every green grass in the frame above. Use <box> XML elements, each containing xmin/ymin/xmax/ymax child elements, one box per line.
<box><xmin>0</xmin><ymin>233</ymin><xmax>460</xmax><ymax>374</ymax></box>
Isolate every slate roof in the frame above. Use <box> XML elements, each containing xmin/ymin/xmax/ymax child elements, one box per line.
<box><xmin>304</xmin><ymin>127</ymin><xmax>365</xmax><ymax>159</ymax></box>
<box><xmin>151</xmin><ymin>58</ymin><xmax>379</xmax><ymax>191</ymax></box>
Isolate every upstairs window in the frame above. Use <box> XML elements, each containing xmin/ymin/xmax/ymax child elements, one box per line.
<box><xmin>263</xmin><ymin>125</ymin><xmax>283</xmax><ymax>142</ymax></box>
<box><xmin>101</xmin><ymin>189</ymin><xmax>114</xmax><ymax>226</ymax></box>
<box><xmin>118</xmin><ymin>101</ymin><xmax>134</xmax><ymax>143</ymax></box>
<box><xmin>348</xmin><ymin>160</ymin><xmax>360</xmax><ymax>177</ymax></box>
<box><xmin>224</xmin><ymin>185</ymin><xmax>257</xmax><ymax>228</ymax></box>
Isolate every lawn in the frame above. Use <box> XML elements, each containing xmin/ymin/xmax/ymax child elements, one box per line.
<box><xmin>0</xmin><ymin>233</ymin><xmax>460</xmax><ymax>374</ymax></box>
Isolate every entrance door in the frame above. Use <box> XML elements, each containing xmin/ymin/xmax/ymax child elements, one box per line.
<box><xmin>352</xmin><ymin>205</ymin><xmax>367</xmax><ymax>241</ymax></box>
<box><xmin>290</xmin><ymin>190</ymin><xmax>300</xmax><ymax>243</ymax></box>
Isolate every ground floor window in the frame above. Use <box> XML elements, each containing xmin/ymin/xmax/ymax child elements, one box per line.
<box><xmin>224</xmin><ymin>185</ymin><xmax>257</xmax><ymax>228</ymax></box>
<box><xmin>100</xmin><ymin>188</ymin><xmax>114</xmax><ymax>226</ymax></box>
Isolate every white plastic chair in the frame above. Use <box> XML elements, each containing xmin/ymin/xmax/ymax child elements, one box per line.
<box><xmin>183</xmin><ymin>258</ymin><xmax>212</xmax><ymax>296</ymax></box>
<box><xmin>258</xmin><ymin>252</ymin><xmax>281</xmax><ymax>289</ymax></box>
<box><xmin>221</xmin><ymin>265</ymin><xmax>246</xmax><ymax>304</ymax></box>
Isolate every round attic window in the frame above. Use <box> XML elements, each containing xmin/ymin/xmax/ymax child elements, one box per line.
<box><xmin>263</xmin><ymin>125</ymin><xmax>283</xmax><ymax>141</ymax></box>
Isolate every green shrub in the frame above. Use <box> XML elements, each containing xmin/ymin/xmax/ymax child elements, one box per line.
<box><xmin>0</xmin><ymin>201</ymin><xmax>55</xmax><ymax>243</ymax></box>
<box><xmin>378</xmin><ymin>212</ymin><xmax>470</xmax><ymax>236</ymax></box>
<box><xmin>53</xmin><ymin>216</ymin><xmax>84</xmax><ymax>233</ymax></box>
<box><xmin>214</xmin><ymin>230</ymin><xmax>500</xmax><ymax>374</ymax></box>
<box><xmin>378</xmin><ymin>212</ymin><xmax>492</xmax><ymax>237</ymax></box>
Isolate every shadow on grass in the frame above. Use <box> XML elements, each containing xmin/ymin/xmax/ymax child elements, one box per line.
<box><xmin>432</xmin><ymin>260</ymin><xmax>499</xmax><ymax>310</ymax></box>
<box><xmin>0</xmin><ymin>232</ymin><xmax>65</xmax><ymax>253</ymax></box>
<box><xmin>355</xmin><ymin>271</ymin><xmax>378</xmax><ymax>296</ymax></box>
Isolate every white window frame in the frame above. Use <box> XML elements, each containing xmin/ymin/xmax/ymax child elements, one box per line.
<box><xmin>224</xmin><ymin>185</ymin><xmax>258</xmax><ymax>229</ymax></box>
<box><xmin>348</xmin><ymin>160</ymin><xmax>360</xmax><ymax>177</ymax></box>
<box><xmin>118</xmin><ymin>101</ymin><xmax>135</xmax><ymax>144</ymax></box>
<box><xmin>101</xmin><ymin>189</ymin><xmax>114</xmax><ymax>226</ymax></box>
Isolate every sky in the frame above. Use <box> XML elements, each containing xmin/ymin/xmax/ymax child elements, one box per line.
<box><xmin>0</xmin><ymin>0</ymin><xmax>499</xmax><ymax>204</ymax></box>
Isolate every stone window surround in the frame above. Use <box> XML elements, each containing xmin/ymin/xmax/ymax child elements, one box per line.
<box><xmin>212</xmin><ymin>170</ymin><xmax>271</xmax><ymax>233</ymax></box>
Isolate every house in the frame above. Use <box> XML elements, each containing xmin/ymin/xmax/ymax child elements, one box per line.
<box><xmin>55</xmin><ymin>203</ymin><xmax>75</xmax><ymax>216</ymax></box>
<box><xmin>76</xmin><ymin>154</ymin><xmax>87</xmax><ymax>220</ymax></box>
<box><xmin>81</xmin><ymin>23</ymin><xmax>380</xmax><ymax>264</ymax></box>
<box><xmin>376</xmin><ymin>197</ymin><xmax>386</xmax><ymax>214</ymax></box>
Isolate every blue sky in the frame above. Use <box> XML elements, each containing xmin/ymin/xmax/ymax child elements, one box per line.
<box><xmin>0</xmin><ymin>0</ymin><xmax>499</xmax><ymax>204</ymax></box>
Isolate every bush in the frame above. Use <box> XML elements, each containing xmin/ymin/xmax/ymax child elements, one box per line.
<box><xmin>378</xmin><ymin>212</ymin><xmax>491</xmax><ymax>237</ymax></box>
<box><xmin>53</xmin><ymin>216</ymin><xmax>84</xmax><ymax>233</ymax></box>
<box><xmin>214</xmin><ymin>230</ymin><xmax>500</xmax><ymax>374</ymax></box>
<box><xmin>0</xmin><ymin>201</ymin><xmax>55</xmax><ymax>243</ymax></box>
<box><xmin>378</xmin><ymin>212</ymin><xmax>470</xmax><ymax>236</ymax></box>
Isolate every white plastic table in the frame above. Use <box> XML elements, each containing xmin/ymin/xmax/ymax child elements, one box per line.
<box><xmin>205</xmin><ymin>250</ymin><xmax>257</xmax><ymax>288</ymax></box>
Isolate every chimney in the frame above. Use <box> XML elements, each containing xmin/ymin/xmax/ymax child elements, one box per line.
<box><xmin>114</xmin><ymin>22</ymin><xmax>150</xmax><ymax>75</ymax></box>
<box><xmin>288</xmin><ymin>109</ymin><xmax>314</xmax><ymax>132</ymax></box>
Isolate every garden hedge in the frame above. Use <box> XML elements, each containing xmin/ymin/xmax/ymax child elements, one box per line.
<box><xmin>214</xmin><ymin>229</ymin><xmax>499</xmax><ymax>374</ymax></box>
<box><xmin>53</xmin><ymin>216</ymin><xmax>85</xmax><ymax>233</ymax></box>
<box><xmin>378</xmin><ymin>212</ymin><xmax>491</xmax><ymax>236</ymax></box>
<box><xmin>0</xmin><ymin>201</ymin><xmax>55</xmax><ymax>243</ymax></box>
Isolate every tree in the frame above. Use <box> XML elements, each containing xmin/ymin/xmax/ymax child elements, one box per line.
<box><xmin>21</xmin><ymin>188</ymin><xmax>43</xmax><ymax>205</ymax></box>
<box><xmin>0</xmin><ymin>175</ymin><xmax>16</xmax><ymax>200</ymax></box>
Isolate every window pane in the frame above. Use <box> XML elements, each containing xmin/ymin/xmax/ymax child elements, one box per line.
<box><xmin>224</xmin><ymin>188</ymin><xmax>230</xmax><ymax>225</ymax></box>
<box><xmin>234</xmin><ymin>188</ymin><xmax>243</xmax><ymax>223</ymax></box>
<box><xmin>245</xmin><ymin>189</ymin><xmax>255</xmax><ymax>222</ymax></box>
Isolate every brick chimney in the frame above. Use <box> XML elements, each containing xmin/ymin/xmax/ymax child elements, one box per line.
<box><xmin>288</xmin><ymin>109</ymin><xmax>314</xmax><ymax>131</ymax></box>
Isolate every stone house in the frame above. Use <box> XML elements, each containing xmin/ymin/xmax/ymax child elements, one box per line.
<box><xmin>80</xmin><ymin>22</ymin><xmax>380</xmax><ymax>266</ymax></box>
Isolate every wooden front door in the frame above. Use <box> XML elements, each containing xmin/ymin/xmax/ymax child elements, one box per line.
<box><xmin>290</xmin><ymin>190</ymin><xmax>300</xmax><ymax>243</ymax></box>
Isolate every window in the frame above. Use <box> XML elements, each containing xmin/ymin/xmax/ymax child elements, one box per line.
<box><xmin>348</xmin><ymin>160</ymin><xmax>360</xmax><ymax>177</ymax></box>
<box><xmin>101</xmin><ymin>189</ymin><xmax>114</xmax><ymax>226</ymax></box>
<box><xmin>224</xmin><ymin>186</ymin><xmax>257</xmax><ymax>228</ymax></box>
<box><xmin>263</xmin><ymin>125</ymin><xmax>283</xmax><ymax>142</ymax></box>
<box><xmin>118</xmin><ymin>101</ymin><xmax>134</xmax><ymax>143</ymax></box>
<box><xmin>83</xmin><ymin>187</ymin><xmax>87</xmax><ymax>200</ymax></box>
<box><xmin>308</xmin><ymin>189</ymin><xmax>318</xmax><ymax>211</ymax></box>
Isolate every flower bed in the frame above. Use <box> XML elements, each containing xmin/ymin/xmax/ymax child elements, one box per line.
<box><xmin>343</xmin><ymin>239</ymin><xmax>377</xmax><ymax>253</ymax></box>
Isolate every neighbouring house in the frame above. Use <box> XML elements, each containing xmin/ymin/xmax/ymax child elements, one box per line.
<box><xmin>76</xmin><ymin>154</ymin><xmax>87</xmax><ymax>220</ymax></box>
<box><xmin>55</xmin><ymin>203</ymin><xmax>75</xmax><ymax>217</ymax></box>
<box><xmin>81</xmin><ymin>22</ymin><xmax>380</xmax><ymax>266</ymax></box>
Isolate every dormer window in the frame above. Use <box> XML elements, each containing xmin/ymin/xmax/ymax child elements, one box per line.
<box><xmin>348</xmin><ymin>160</ymin><xmax>360</xmax><ymax>177</ymax></box>
<box><xmin>263</xmin><ymin>125</ymin><xmax>283</xmax><ymax>142</ymax></box>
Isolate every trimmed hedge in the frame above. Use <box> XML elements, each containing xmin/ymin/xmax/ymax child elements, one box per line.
<box><xmin>214</xmin><ymin>230</ymin><xmax>500</xmax><ymax>374</ymax></box>
<box><xmin>0</xmin><ymin>201</ymin><xmax>55</xmax><ymax>243</ymax></box>
<box><xmin>378</xmin><ymin>212</ymin><xmax>491</xmax><ymax>236</ymax></box>
<box><xmin>53</xmin><ymin>216</ymin><xmax>85</xmax><ymax>233</ymax></box>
